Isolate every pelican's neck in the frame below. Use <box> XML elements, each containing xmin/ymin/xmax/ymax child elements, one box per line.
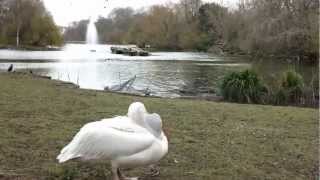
<box><xmin>127</xmin><ymin>102</ymin><xmax>147</xmax><ymax>127</ymax></box>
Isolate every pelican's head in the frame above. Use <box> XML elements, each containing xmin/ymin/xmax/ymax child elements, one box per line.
<box><xmin>128</xmin><ymin>102</ymin><xmax>147</xmax><ymax>126</ymax></box>
<box><xmin>144</xmin><ymin>113</ymin><xmax>163</xmax><ymax>137</ymax></box>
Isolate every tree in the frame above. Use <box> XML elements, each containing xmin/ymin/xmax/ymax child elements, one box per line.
<box><xmin>108</xmin><ymin>7</ymin><xmax>135</xmax><ymax>43</ymax></box>
<box><xmin>0</xmin><ymin>0</ymin><xmax>10</xmax><ymax>44</ymax></box>
<box><xmin>180</xmin><ymin>0</ymin><xmax>202</xmax><ymax>23</ymax></box>
<box><xmin>0</xmin><ymin>0</ymin><xmax>63</xmax><ymax>47</ymax></box>
<box><xmin>64</xmin><ymin>20</ymin><xmax>89</xmax><ymax>42</ymax></box>
<box><xmin>225</xmin><ymin>0</ymin><xmax>319</xmax><ymax>58</ymax></box>
<box><xmin>95</xmin><ymin>17</ymin><xmax>113</xmax><ymax>43</ymax></box>
<box><xmin>197</xmin><ymin>3</ymin><xmax>228</xmax><ymax>50</ymax></box>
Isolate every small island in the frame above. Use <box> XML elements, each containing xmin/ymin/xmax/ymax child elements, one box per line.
<box><xmin>110</xmin><ymin>46</ymin><xmax>150</xmax><ymax>56</ymax></box>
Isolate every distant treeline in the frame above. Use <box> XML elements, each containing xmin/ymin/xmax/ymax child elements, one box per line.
<box><xmin>65</xmin><ymin>0</ymin><xmax>319</xmax><ymax>60</ymax></box>
<box><xmin>0</xmin><ymin>0</ymin><xmax>63</xmax><ymax>47</ymax></box>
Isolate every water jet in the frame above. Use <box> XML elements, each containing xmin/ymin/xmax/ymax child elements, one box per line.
<box><xmin>86</xmin><ymin>17</ymin><xmax>98</xmax><ymax>45</ymax></box>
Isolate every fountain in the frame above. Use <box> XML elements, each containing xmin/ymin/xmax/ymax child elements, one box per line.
<box><xmin>86</xmin><ymin>17</ymin><xmax>98</xmax><ymax>44</ymax></box>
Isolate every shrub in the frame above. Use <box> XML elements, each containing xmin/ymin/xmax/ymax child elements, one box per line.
<box><xmin>281</xmin><ymin>70</ymin><xmax>304</xmax><ymax>90</ymax></box>
<box><xmin>275</xmin><ymin>70</ymin><xmax>304</xmax><ymax>105</ymax></box>
<box><xmin>220</xmin><ymin>69</ymin><xmax>267</xmax><ymax>103</ymax></box>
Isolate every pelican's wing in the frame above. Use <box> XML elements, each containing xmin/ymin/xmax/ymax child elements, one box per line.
<box><xmin>57</xmin><ymin>118</ymin><xmax>154</xmax><ymax>163</ymax></box>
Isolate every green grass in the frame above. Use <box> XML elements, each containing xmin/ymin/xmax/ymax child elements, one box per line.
<box><xmin>0</xmin><ymin>73</ymin><xmax>318</xmax><ymax>180</ymax></box>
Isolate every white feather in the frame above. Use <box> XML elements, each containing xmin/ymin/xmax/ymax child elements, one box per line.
<box><xmin>57</xmin><ymin>116</ymin><xmax>153</xmax><ymax>162</ymax></box>
<box><xmin>57</xmin><ymin>102</ymin><xmax>168</xmax><ymax>169</ymax></box>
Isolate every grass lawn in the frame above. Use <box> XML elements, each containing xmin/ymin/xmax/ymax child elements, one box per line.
<box><xmin>0</xmin><ymin>72</ymin><xmax>318</xmax><ymax>180</ymax></box>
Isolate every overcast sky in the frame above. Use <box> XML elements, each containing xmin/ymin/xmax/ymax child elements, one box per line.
<box><xmin>43</xmin><ymin>0</ymin><xmax>237</xmax><ymax>26</ymax></box>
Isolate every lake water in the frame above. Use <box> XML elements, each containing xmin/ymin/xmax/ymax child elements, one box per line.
<box><xmin>0</xmin><ymin>44</ymin><xmax>317</xmax><ymax>98</ymax></box>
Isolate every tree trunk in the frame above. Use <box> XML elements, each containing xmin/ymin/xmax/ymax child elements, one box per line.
<box><xmin>16</xmin><ymin>24</ymin><xmax>20</xmax><ymax>47</ymax></box>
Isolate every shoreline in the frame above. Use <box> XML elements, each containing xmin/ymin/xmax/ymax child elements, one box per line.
<box><xmin>6</xmin><ymin>71</ymin><xmax>224</xmax><ymax>103</ymax></box>
<box><xmin>4</xmin><ymin>71</ymin><xmax>317</xmax><ymax>109</ymax></box>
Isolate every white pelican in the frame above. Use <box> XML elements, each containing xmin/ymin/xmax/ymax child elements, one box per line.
<box><xmin>57</xmin><ymin>102</ymin><xmax>168</xmax><ymax>180</ymax></box>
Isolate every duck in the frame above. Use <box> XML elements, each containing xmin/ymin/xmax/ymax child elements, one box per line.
<box><xmin>57</xmin><ymin>102</ymin><xmax>168</xmax><ymax>180</ymax></box>
<box><xmin>7</xmin><ymin>64</ymin><xmax>13</xmax><ymax>72</ymax></box>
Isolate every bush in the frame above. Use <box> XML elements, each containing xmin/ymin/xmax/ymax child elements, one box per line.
<box><xmin>281</xmin><ymin>70</ymin><xmax>304</xmax><ymax>89</ymax></box>
<box><xmin>220</xmin><ymin>69</ymin><xmax>267</xmax><ymax>103</ymax></box>
<box><xmin>275</xmin><ymin>70</ymin><xmax>304</xmax><ymax>105</ymax></box>
<box><xmin>220</xmin><ymin>69</ymin><xmax>316</xmax><ymax>107</ymax></box>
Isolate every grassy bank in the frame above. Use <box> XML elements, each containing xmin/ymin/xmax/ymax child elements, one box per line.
<box><xmin>0</xmin><ymin>73</ymin><xmax>318</xmax><ymax>180</ymax></box>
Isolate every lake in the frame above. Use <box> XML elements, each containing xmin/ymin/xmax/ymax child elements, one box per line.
<box><xmin>0</xmin><ymin>44</ymin><xmax>317</xmax><ymax>98</ymax></box>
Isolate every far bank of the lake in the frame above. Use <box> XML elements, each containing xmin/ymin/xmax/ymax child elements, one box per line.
<box><xmin>0</xmin><ymin>43</ymin><xmax>318</xmax><ymax>64</ymax></box>
<box><xmin>0</xmin><ymin>44</ymin><xmax>62</xmax><ymax>51</ymax></box>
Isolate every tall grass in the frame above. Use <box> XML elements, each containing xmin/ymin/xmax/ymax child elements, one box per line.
<box><xmin>220</xmin><ymin>69</ymin><xmax>318</xmax><ymax>107</ymax></box>
<box><xmin>275</xmin><ymin>70</ymin><xmax>304</xmax><ymax>105</ymax></box>
<box><xmin>220</xmin><ymin>70</ymin><xmax>267</xmax><ymax>104</ymax></box>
